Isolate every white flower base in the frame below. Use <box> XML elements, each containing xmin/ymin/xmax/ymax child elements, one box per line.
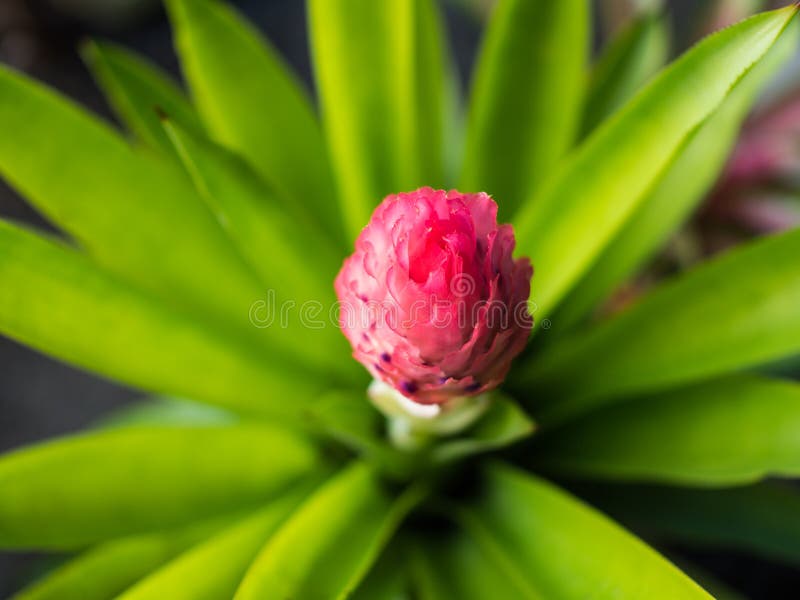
<box><xmin>368</xmin><ymin>379</ymin><xmax>490</xmax><ymax>450</ymax></box>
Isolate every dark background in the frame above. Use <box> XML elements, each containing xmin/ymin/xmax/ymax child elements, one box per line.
<box><xmin>0</xmin><ymin>0</ymin><xmax>796</xmax><ymax>598</ymax></box>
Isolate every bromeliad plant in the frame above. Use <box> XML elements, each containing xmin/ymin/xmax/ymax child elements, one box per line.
<box><xmin>2</xmin><ymin>0</ymin><xmax>800</xmax><ymax>597</ymax></box>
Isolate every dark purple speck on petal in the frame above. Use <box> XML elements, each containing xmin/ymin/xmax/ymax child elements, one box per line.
<box><xmin>465</xmin><ymin>382</ymin><xmax>482</xmax><ymax>392</ymax></box>
<box><xmin>401</xmin><ymin>381</ymin><xmax>418</xmax><ymax>394</ymax></box>
<box><xmin>380</xmin><ymin>352</ymin><xmax>391</xmax><ymax>363</ymax></box>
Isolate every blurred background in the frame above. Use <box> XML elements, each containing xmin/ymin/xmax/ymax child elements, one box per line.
<box><xmin>0</xmin><ymin>0</ymin><xmax>798</xmax><ymax>597</ymax></box>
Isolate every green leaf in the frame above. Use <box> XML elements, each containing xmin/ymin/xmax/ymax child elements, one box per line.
<box><xmin>513</xmin><ymin>6</ymin><xmax>799</xmax><ymax>316</ymax></box>
<box><xmin>408</xmin><ymin>532</ymin><xmax>539</xmax><ymax>599</ymax></box>
<box><xmin>460</xmin><ymin>464</ymin><xmax>711</xmax><ymax>599</ymax></box>
<box><xmin>11</xmin><ymin>521</ymin><xmax>220</xmax><ymax>600</ymax></box>
<box><xmin>581</xmin><ymin>481</ymin><xmax>800</xmax><ymax>568</ymax></box>
<box><xmin>0</xmin><ymin>64</ymin><xmax>265</xmax><ymax>329</ymax></box>
<box><xmin>94</xmin><ymin>397</ymin><xmax>239</xmax><ymax>430</ymax></box>
<box><xmin>118</xmin><ymin>484</ymin><xmax>316</xmax><ymax>600</ymax></box>
<box><xmin>0</xmin><ymin>220</ymin><xmax>325</xmax><ymax>420</ymax></box>
<box><xmin>350</xmin><ymin>545</ymin><xmax>410</xmax><ymax>600</ymax></box>
<box><xmin>161</xmin><ymin>119</ymin><xmax>338</xmax><ymax>303</ymax></box>
<box><xmin>461</xmin><ymin>0</ymin><xmax>588</xmax><ymax>219</ymax></box>
<box><xmin>517</xmin><ymin>228</ymin><xmax>800</xmax><ymax>425</ymax></box>
<box><xmin>165</xmin><ymin>0</ymin><xmax>342</xmax><ymax>246</ymax></box>
<box><xmin>80</xmin><ymin>40</ymin><xmax>204</xmax><ymax>154</ymax></box>
<box><xmin>234</xmin><ymin>463</ymin><xmax>421</xmax><ymax>600</ymax></box>
<box><xmin>535</xmin><ymin>375</ymin><xmax>800</xmax><ymax>486</ymax></box>
<box><xmin>160</xmin><ymin>119</ymin><xmax>362</xmax><ymax>379</ymax></box>
<box><xmin>557</xmin><ymin>16</ymin><xmax>799</xmax><ymax>330</ymax></box>
<box><xmin>429</xmin><ymin>395</ymin><xmax>535</xmax><ymax>464</ymax></box>
<box><xmin>0</xmin><ymin>425</ymin><xmax>319</xmax><ymax>549</ymax></box>
<box><xmin>308</xmin><ymin>0</ymin><xmax>448</xmax><ymax>239</ymax></box>
<box><xmin>581</xmin><ymin>11</ymin><xmax>668</xmax><ymax>137</ymax></box>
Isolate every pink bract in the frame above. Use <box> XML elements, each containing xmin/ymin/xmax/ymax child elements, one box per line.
<box><xmin>335</xmin><ymin>187</ymin><xmax>533</xmax><ymax>405</ymax></box>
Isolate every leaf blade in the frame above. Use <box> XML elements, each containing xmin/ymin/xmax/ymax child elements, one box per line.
<box><xmin>580</xmin><ymin>11</ymin><xmax>668</xmax><ymax>138</ymax></box>
<box><xmin>0</xmin><ymin>64</ymin><xmax>263</xmax><ymax>330</ymax></box>
<box><xmin>557</xmin><ymin>15</ymin><xmax>798</xmax><ymax>330</ymax></box>
<box><xmin>11</xmin><ymin>521</ymin><xmax>221</xmax><ymax>600</ymax></box>
<box><xmin>0</xmin><ymin>220</ymin><xmax>323</xmax><ymax>420</ymax></box>
<box><xmin>118</xmin><ymin>484</ymin><xmax>317</xmax><ymax>600</ymax></box>
<box><xmin>461</xmin><ymin>0</ymin><xmax>589</xmax><ymax>218</ymax></box>
<box><xmin>234</xmin><ymin>463</ymin><xmax>418</xmax><ymax>600</ymax></box>
<box><xmin>582</xmin><ymin>481</ymin><xmax>800</xmax><ymax>568</ymax></box>
<box><xmin>308</xmin><ymin>0</ymin><xmax>448</xmax><ymax>239</ymax></box>
<box><xmin>535</xmin><ymin>375</ymin><xmax>800</xmax><ymax>486</ymax></box>
<box><xmin>461</xmin><ymin>463</ymin><xmax>711</xmax><ymax>599</ymax></box>
<box><xmin>0</xmin><ymin>426</ymin><xmax>319</xmax><ymax>549</ymax></box>
<box><xmin>514</xmin><ymin>7</ymin><xmax>799</xmax><ymax>316</ymax></box>
<box><xmin>518</xmin><ymin>228</ymin><xmax>800</xmax><ymax>424</ymax></box>
<box><xmin>80</xmin><ymin>39</ymin><xmax>204</xmax><ymax>153</ymax></box>
<box><xmin>166</xmin><ymin>0</ymin><xmax>342</xmax><ymax>245</ymax></box>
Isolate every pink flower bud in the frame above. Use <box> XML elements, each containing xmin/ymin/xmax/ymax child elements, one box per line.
<box><xmin>335</xmin><ymin>188</ymin><xmax>533</xmax><ymax>405</ymax></box>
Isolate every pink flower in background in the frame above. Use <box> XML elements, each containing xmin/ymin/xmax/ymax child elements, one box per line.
<box><xmin>702</xmin><ymin>87</ymin><xmax>800</xmax><ymax>248</ymax></box>
<box><xmin>335</xmin><ymin>188</ymin><xmax>533</xmax><ymax>405</ymax></box>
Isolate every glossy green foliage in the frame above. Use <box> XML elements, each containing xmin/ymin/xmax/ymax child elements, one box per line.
<box><xmin>410</xmin><ymin>533</ymin><xmax>542</xmax><ymax>599</ymax></box>
<box><xmin>461</xmin><ymin>0</ymin><xmax>589</xmax><ymax>219</ymax></box>
<box><xmin>457</xmin><ymin>464</ymin><xmax>711</xmax><ymax>599</ymax></box>
<box><xmin>309</xmin><ymin>0</ymin><xmax>448</xmax><ymax>238</ymax></box>
<box><xmin>0</xmin><ymin>64</ymin><xmax>263</xmax><ymax>327</ymax></box>
<box><xmin>81</xmin><ymin>40</ymin><xmax>205</xmax><ymax>154</ymax></box>
<box><xmin>12</xmin><ymin>522</ymin><xmax>219</xmax><ymax>600</ymax></box>
<box><xmin>581</xmin><ymin>11</ymin><xmax>668</xmax><ymax>137</ymax></box>
<box><xmin>0</xmin><ymin>426</ymin><xmax>318</xmax><ymax>548</ymax></box>
<box><xmin>162</xmin><ymin>120</ymin><xmax>338</xmax><ymax>301</ymax></box>
<box><xmin>521</xmin><ymin>228</ymin><xmax>800</xmax><ymax>425</ymax></box>
<box><xmin>513</xmin><ymin>7</ymin><xmax>798</xmax><ymax>316</ymax></box>
<box><xmin>557</xmin><ymin>18</ymin><xmax>799</xmax><ymax>330</ymax></box>
<box><xmin>118</xmin><ymin>486</ymin><xmax>315</xmax><ymax>600</ymax></box>
<box><xmin>161</xmin><ymin>119</ymin><xmax>359</xmax><ymax>379</ymax></box>
<box><xmin>234</xmin><ymin>464</ymin><xmax>419</xmax><ymax>599</ymax></box>
<box><xmin>536</xmin><ymin>376</ymin><xmax>800</xmax><ymax>485</ymax></box>
<box><xmin>584</xmin><ymin>481</ymin><xmax>800</xmax><ymax>567</ymax></box>
<box><xmin>1</xmin><ymin>1</ymin><xmax>800</xmax><ymax>597</ymax></box>
<box><xmin>165</xmin><ymin>0</ymin><xmax>341</xmax><ymax>246</ymax></box>
<box><xmin>0</xmin><ymin>220</ymin><xmax>320</xmax><ymax>419</ymax></box>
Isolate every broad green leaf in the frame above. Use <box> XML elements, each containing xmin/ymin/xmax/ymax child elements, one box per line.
<box><xmin>234</xmin><ymin>463</ymin><xmax>421</xmax><ymax>600</ymax></box>
<box><xmin>161</xmin><ymin>119</ymin><xmax>362</xmax><ymax>379</ymax></box>
<box><xmin>557</xmin><ymin>17</ymin><xmax>799</xmax><ymax>330</ymax></box>
<box><xmin>580</xmin><ymin>11</ymin><xmax>668</xmax><ymax>138</ymax></box>
<box><xmin>165</xmin><ymin>0</ymin><xmax>341</xmax><ymax>246</ymax></box>
<box><xmin>534</xmin><ymin>375</ymin><xmax>800</xmax><ymax>485</ymax></box>
<box><xmin>461</xmin><ymin>0</ymin><xmax>588</xmax><ymax>219</ymax></box>
<box><xmin>12</xmin><ymin>521</ymin><xmax>220</xmax><ymax>600</ymax></box>
<box><xmin>80</xmin><ymin>40</ymin><xmax>204</xmax><ymax>153</ymax></box>
<box><xmin>460</xmin><ymin>463</ymin><xmax>712</xmax><ymax>599</ymax></box>
<box><xmin>513</xmin><ymin>6</ymin><xmax>799</xmax><ymax>316</ymax></box>
<box><xmin>0</xmin><ymin>64</ymin><xmax>265</xmax><ymax>331</ymax></box>
<box><xmin>517</xmin><ymin>228</ymin><xmax>800</xmax><ymax>425</ymax></box>
<box><xmin>118</xmin><ymin>484</ymin><xmax>316</xmax><ymax>600</ymax></box>
<box><xmin>161</xmin><ymin>119</ymin><xmax>339</xmax><ymax>304</ymax></box>
<box><xmin>0</xmin><ymin>220</ymin><xmax>325</xmax><ymax>420</ymax></box>
<box><xmin>0</xmin><ymin>425</ymin><xmax>318</xmax><ymax>549</ymax></box>
<box><xmin>409</xmin><ymin>532</ymin><xmax>539</xmax><ymax>599</ymax></box>
<box><xmin>308</xmin><ymin>0</ymin><xmax>448</xmax><ymax>239</ymax></box>
<box><xmin>429</xmin><ymin>395</ymin><xmax>535</xmax><ymax>464</ymax></box>
<box><xmin>581</xmin><ymin>481</ymin><xmax>800</xmax><ymax>567</ymax></box>
<box><xmin>94</xmin><ymin>397</ymin><xmax>239</xmax><ymax>430</ymax></box>
<box><xmin>350</xmin><ymin>545</ymin><xmax>410</xmax><ymax>600</ymax></box>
